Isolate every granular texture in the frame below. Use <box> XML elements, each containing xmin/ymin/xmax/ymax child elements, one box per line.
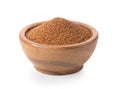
<box><xmin>26</xmin><ymin>17</ymin><xmax>92</xmax><ymax>45</ymax></box>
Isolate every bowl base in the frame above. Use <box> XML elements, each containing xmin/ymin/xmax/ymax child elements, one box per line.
<box><xmin>34</xmin><ymin>65</ymin><xmax>83</xmax><ymax>75</ymax></box>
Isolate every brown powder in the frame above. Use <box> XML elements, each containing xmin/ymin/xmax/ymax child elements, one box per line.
<box><xmin>26</xmin><ymin>17</ymin><xmax>92</xmax><ymax>45</ymax></box>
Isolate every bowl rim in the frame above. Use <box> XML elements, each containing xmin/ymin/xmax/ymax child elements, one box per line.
<box><xmin>19</xmin><ymin>21</ymin><xmax>98</xmax><ymax>48</ymax></box>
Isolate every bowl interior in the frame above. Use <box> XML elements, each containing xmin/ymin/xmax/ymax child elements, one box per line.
<box><xmin>19</xmin><ymin>21</ymin><xmax>98</xmax><ymax>48</ymax></box>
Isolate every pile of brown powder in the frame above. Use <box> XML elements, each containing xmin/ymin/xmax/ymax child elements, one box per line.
<box><xmin>26</xmin><ymin>17</ymin><xmax>92</xmax><ymax>45</ymax></box>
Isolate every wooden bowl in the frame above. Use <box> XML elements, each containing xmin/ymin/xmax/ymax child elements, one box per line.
<box><xmin>19</xmin><ymin>21</ymin><xmax>98</xmax><ymax>75</ymax></box>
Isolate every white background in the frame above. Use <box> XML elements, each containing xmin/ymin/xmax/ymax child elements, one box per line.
<box><xmin>0</xmin><ymin>0</ymin><xmax>120</xmax><ymax>89</ymax></box>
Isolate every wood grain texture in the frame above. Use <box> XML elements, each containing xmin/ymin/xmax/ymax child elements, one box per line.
<box><xmin>19</xmin><ymin>21</ymin><xmax>98</xmax><ymax>75</ymax></box>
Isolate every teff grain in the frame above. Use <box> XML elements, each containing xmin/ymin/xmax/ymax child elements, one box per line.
<box><xmin>26</xmin><ymin>17</ymin><xmax>92</xmax><ymax>45</ymax></box>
